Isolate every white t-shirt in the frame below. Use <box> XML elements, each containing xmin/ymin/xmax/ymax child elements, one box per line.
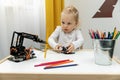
<box><xmin>48</xmin><ymin>26</ymin><xmax>84</xmax><ymax>49</ymax></box>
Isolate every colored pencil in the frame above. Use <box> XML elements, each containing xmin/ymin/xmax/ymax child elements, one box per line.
<box><xmin>44</xmin><ymin>64</ymin><xmax>78</xmax><ymax>69</ymax></box>
<box><xmin>113</xmin><ymin>27</ymin><xmax>117</xmax><ymax>39</ymax></box>
<box><xmin>115</xmin><ymin>31</ymin><xmax>120</xmax><ymax>39</ymax></box>
<box><xmin>34</xmin><ymin>59</ymin><xmax>70</xmax><ymax>67</ymax></box>
<box><xmin>45</xmin><ymin>60</ymin><xmax>73</xmax><ymax>67</ymax></box>
<box><xmin>44</xmin><ymin>44</ymin><xmax>48</xmax><ymax>58</ymax></box>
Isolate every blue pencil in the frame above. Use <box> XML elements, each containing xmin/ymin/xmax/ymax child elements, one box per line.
<box><xmin>44</xmin><ymin>64</ymin><xmax>78</xmax><ymax>69</ymax></box>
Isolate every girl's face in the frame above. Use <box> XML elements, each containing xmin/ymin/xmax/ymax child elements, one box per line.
<box><xmin>61</xmin><ymin>13</ymin><xmax>78</xmax><ymax>33</ymax></box>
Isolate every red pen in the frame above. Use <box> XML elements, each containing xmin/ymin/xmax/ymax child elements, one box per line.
<box><xmin>34</xmin><ymin>59</ymin><xmax>70</xmax><ymax>67</ymax></box>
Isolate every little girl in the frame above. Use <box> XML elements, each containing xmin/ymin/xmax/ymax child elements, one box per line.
<box><xmin>48</xmin><ymin>5</ymin><xmax>84</xmax><ymax>54</ymax></box>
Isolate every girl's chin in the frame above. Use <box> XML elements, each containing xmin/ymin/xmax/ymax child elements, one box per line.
<box><xmin>62</xmin><ymin>29</ymin><xmax>71</xmax><ymax>33</ymax></box>
<box><xmin>63</xmin><ymin>30</ymin><xmax>71</xmax><ymax>33</ymax></box>
<box><xmin>63</xmin><ymin>30</ymin><xmax>68</xmax><ymax>32</ymax></box>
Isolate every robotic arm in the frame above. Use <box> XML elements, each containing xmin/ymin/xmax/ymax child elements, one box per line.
<box><xmin>9</xmin><ymin>31</ymin><xmax>46</xmax><ymax>62</ymax></box>
<box><xmin>11</xmin><ymin>31</ymin><xmax>45</xmax><ymax>47</ymax></box>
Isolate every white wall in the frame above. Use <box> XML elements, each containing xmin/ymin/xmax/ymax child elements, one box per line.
<box><xmin>0</xmin><ymin>0</ymin><xmax>46</xmax><ymax>60</ymax></box>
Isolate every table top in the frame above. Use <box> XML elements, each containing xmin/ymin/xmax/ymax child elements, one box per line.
<box><xmin>0</xmin><ymin>49</ymin><xmax>120</xmax><ymax>75</ymax></box>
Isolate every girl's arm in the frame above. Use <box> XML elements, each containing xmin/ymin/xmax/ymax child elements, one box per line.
<box><xmin>48</xmin><ymin>26</ymin><xmax>61</xmax><ymax>49</ymax></box>
<box><xmin>72</xmin><ymin>29</ymin><xmax>84</xmax><ymax>49</ymax></box>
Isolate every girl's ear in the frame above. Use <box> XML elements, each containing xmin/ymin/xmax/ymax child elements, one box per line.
<box><xmin>76</xmin><ymin>20</ymin><xmax>80</xmax><ymax>27</ymax></box>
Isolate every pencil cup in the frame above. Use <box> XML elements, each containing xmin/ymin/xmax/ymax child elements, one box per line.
<box><xmin>93</xmin><ymin>39</ymin><xmax>116</xmax><ymax>66</ymax></box>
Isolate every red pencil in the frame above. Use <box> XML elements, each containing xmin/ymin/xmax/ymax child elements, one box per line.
<box><xmin>34</xmin><ymin>59</ymin><xmax>70</xmax><ymax>67</ymax></box>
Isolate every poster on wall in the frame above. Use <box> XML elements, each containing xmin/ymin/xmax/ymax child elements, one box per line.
<box><xmin>93</xmin><ymin>0</ymin><xmax>118</xmax><ymax>18</ymax></box>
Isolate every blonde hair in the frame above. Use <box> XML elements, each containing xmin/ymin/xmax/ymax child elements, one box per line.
<box><xmin>61</xmin><ymin>5</ymin><xmax>79</xmax><ymax>23</ymax></box>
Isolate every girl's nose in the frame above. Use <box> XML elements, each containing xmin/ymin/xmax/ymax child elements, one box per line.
<box><xmin>64</xmin><ymin>24</ymin><xmax>68</xmax><ymax>27</ymax></box>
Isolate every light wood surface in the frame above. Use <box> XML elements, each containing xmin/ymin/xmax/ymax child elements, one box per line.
<box><xmin>0</xmin><ymin>73</ymin><xmax>120</xmax><ymax>80</ymax></box>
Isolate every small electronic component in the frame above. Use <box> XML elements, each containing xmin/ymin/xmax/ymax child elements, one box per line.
<box><xmin>61</xmin><ymin>47</ymin><xmax>75</xmax><ymax>54</ymax></box>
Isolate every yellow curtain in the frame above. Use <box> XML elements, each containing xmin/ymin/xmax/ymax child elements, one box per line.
<box><xmin>45</xmin><ymin>0</ymin><xmax>64</xmax><ymax>48</ymax></box>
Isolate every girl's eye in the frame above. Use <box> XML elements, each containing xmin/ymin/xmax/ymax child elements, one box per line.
<box><xmin>68</xmin><ymin>22</ymin><xmax>71</xmax><ymax>25</ymax></box>
<box><xmin>62</xmin><ymin>21</ymin><xmax>65</xmax><ymax>24</ymax></box>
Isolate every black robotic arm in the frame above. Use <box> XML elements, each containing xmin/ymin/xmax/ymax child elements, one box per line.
<box><xmin>9</xmin><ymin>31</ymin><xmax>46</xmax><ymax>62</ymax></box>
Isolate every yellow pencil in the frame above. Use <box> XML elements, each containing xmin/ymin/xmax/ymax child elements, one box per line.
<box><xmin>44</xmin><ymin>44</ymin><xmax>48</xmax><ymax>58</ymax></box>
<box><xmin>113</xmin><ymin>27</ymin><xmax>118</xmax><ymax>39</ymax></box>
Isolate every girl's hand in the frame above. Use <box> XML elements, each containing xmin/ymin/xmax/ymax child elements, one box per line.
<box><xmin>54</xmin><ymin>44</ymin><xmax>62</xmax><ymax>53</ymax></box>
<box><xmin>67</xmin><ymin>43</ymin><xmax>75</xmax><ymax>53</ymax></box>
